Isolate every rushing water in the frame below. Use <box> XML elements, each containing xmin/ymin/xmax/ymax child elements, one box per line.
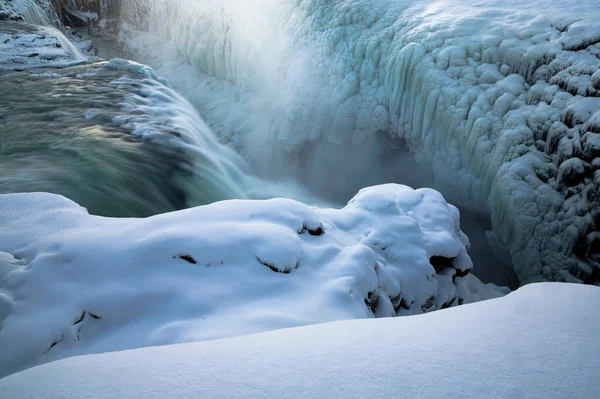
<box><xmin>0</xmin><ymin>22</ymin><xmax>318</xmax><ymax>218</ymax></box>
<box><xmin>0</xmin><ymin>54</ymin><xmax>253</xmax><ymax>216</ymax></box>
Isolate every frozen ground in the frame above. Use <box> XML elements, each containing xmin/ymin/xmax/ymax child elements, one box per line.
<box><xmin>116</xmin><ymin>0</ymin><xmax>600</xmax><ymax>284</ymax></box>
<box><xmin>0</xmin><ymin>185</ymin><xmax>505</xmax><ymax>378</ymax></box>
<box><xmin>1</xmin><ymin>283</ymin><xmax>598</xmax><ymax>398</ymax></box>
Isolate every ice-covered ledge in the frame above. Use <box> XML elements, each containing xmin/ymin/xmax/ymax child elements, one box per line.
<box><xmin>0</xmin><ymin>184</ymin><xmax>505</xmax><ymax>377</ymax></box>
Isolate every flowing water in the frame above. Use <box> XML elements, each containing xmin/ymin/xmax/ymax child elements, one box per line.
<box><xmin>0</xmin><ymin>36</ymin><xmax>252</xmax><ymax>216</ymax></box>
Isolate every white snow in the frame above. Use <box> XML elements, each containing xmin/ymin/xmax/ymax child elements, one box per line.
<box><xmin>116</xmin><ymin>0</ymin><xmax>600</xmax><ymax>284</ymax></box>
<box><xmin>0</xmin><ymin>184</ymin><xmax>505</xmax><ymax>378</ymax></box>
<box><xmin>1</xmin><ymin>283</ymin><xmax>597</xmax><ymax>398</ymax></box>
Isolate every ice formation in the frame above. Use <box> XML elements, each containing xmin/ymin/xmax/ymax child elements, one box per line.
<box><xmin>1</xmin><ymin>283</ymin><xmax>598</xmax><ymax>398</ymax></box>
<box><xmin>113</xmin><ymin>0</ymin><xmax>600</xmax><ymax>284</ymax></box>
<box><xmin>0</xmin><ymin>185</ymin><xmax>505</xmax><ymax>377</ymax></box>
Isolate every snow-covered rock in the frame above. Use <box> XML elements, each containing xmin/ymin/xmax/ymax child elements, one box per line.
<box><xmin>0</xmin><ymin>185</ymin><xmax>505</xmax><ymax>378</ymax></box>
<box><xmin>1</xmin><ymin>283</ymin><xmax>597</xmax><ymax>398</ymax></box>
<box><xmin>116</xmin><ymin>0</ymin><xmax>600</xmax><ymax>284</ymax></box>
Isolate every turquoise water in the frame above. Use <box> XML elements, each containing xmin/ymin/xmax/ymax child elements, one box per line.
<box><xmin>0</xmin><ymin>56</ymin><xmax>248</xmax><ymax>217</ymax></box>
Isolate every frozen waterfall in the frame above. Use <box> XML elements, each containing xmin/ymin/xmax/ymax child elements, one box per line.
<box><xmin>112</xmin><ymin>0</ymin><xmax>600</xmax><ymax>284</ymax></box>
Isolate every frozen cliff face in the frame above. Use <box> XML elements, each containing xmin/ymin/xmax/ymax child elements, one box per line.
<box><xmin>0</xmin><ymin>0</ymin><xmax>115</xmax><ymax>28</ymax></box>
<box><xmin>0</xmin><ymin>185</ymin><xmax>505</xmax><ymax>377</ymax></box>
<box><xmin>0</xmin><ymin>0</ymin><xmax>58</xmax><ymax>25</ymax></box>
<box><xmin>115</xmin><ymin>0</ymin><xmax>600</xmax><ymax>284</ymax></box>
<box><xmin>53</xmin><ymin>0</ymin><xmax>118</xmax><ymax>27</ymax></box>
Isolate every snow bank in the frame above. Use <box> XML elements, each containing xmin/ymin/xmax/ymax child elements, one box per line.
<box><xmin>1</xmin><ymin>283</ymin><xmax>597</xmax><ymax>398</ymax></box>
<box><xmin>117</xmin><ymin>0</ymin><xmax>600</xmax><ymax>284</ymax></box>
<box><xmin>0</xmin><ymin>185</ymin><xmax>505</xmax><ymax>378</ymax></box>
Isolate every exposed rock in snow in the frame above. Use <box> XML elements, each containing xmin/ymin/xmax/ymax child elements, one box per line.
<box><xmin>1</xmin><ymin>283</ymin><xmax>597</xmax><ymax>398</ymax></box>
<box><xmin>0</xmin><ymin>185</ymin><xmax>505</xmax><ymax>378</ymax></box>
<box><xmin>115</xmin><ymin>0</ymin><xmax>600</xmax><ymax>284</ymax></box>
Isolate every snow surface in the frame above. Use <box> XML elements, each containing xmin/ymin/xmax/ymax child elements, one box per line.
<box><xmin>116</xmin><ymin>0</ymin><xmax>600</xmax><ymax>284</ymax></box>
<box><xmin>0</xmin><ymin>185</ymin><xmax>505</xmax><ymax>378</ymax></box>
<box><xmin>1</xmin><ymin>283</ymin><xmax>598</xmax><ymax>398</ymax></box>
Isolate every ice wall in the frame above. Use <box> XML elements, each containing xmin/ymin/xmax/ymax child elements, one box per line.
<box><xmin>116</xmin><ymin>0</ymin><xmax>600</xmax><ymax>284</ymax></box>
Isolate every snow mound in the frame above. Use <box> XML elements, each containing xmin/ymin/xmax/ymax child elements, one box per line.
<box><xmin>0</xmin><ymin>185</ymin><xmax>504</xmax><ymax>378</ymax></box>
<box><xmin>1</xmin><ymin>283</ymin><xmax>597</xmax><ymax>398</ymax></box>
<box><xmin>117</xmin><ymin>0</ymin><xmax>600</xmax><ymax>284</ymax></box>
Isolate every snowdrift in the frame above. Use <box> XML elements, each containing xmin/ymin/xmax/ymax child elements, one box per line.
<box><xmin>116</xmin><ymin>0</ymin><xmax>600</xmax><ymax>284</ymax></box>
<box><xmin>0</xmin><ymin>185</ymin><xmax>504</xmax><ymax>377</ymax></box>
<box><xmin>1</xmin><ymin>283</ymin><xmax>598</xmax><ymax>398</ymax></box>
